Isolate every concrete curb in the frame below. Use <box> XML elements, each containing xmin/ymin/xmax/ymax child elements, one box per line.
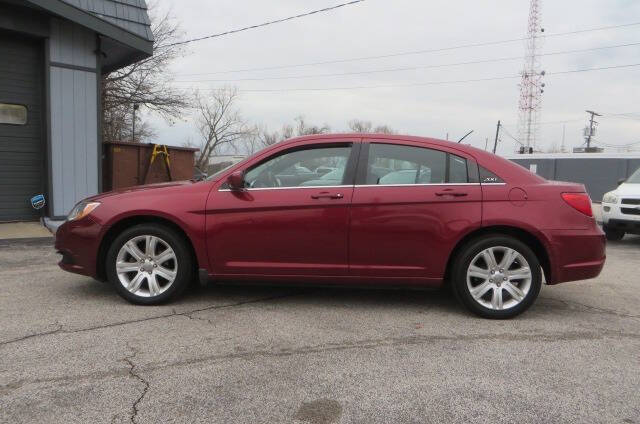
<box><xmin>0</xmin><ymin>237</ymin><xmax>54</xmax><ymax>247</ymax></box>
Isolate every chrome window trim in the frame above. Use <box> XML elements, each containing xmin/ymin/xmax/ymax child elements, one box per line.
<box><xmin>219</xmin><ymin>184</ymin><xmax>353</xmax><ymax>192</ymax></box>
<box><xmin>354</xmin><ymin>183</ymin><xmax>481</xmax><ymax>188</ymax></box>
<box><xmin>218</xmin><ymin>182</ymin><xmax>505</xmax><ymax>191</ymax></box>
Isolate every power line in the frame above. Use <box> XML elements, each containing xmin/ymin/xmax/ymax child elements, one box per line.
<box><xmin>552</xmin><ymin>62</ymin><xmax>640</xmax><ymax>75</ymax></box>
<box><xmin>502</xmin><ymin>111</ymin><xmax>640</xmax><ymax>127</ymax></box>
<box><xmin>182</xmin><ymin>62</ymin><xmax>640</xmax><ymax>93</ymax></box>
<box><xmin>166</xmin><ymin>0</ymin><xmax>366</xmax><ymax>47</ymax></box>
<box><xmin>173</xmin><ymin>41</ymin><xmax>640</xmax><ymax>83</ymax></box>
<box><xmin>593</xmin><ymin>140</ymin><xmax>640</xmax><ymax>147</ymax></box>
<box><xmin>500</xmin><ymin>126</ymin><xmax>525</xmax><ymax>146</ymax></box>
<box><xmin>177</xmin><ymin>20</ymin><xmax>640</xmax><ymax>76</ymax></box>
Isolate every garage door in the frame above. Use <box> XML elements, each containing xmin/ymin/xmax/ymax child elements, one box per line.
<box><xmin>0</xmin><ymin>32</ymin><xmax>44</xmax><ymax>221</ymax></box>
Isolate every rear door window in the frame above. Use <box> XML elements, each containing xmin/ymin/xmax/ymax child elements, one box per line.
<box><xmin>363</xmin><ymin>143</ymin><xmax>472</xmax><ymax>185</ymax></box>
<box><xmin>365</xmin><ymin>143</ymin><xmax>446</xmax><ymax>185</ymax></box>
<box><xmin>448</xmin><ymin>154</ymin><xmax>468</xmax><ymax>184</ymax></box>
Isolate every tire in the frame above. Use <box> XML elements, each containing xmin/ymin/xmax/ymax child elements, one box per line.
<box><xmin>451</xmin><ymin>235</ymin><xmax>542</xmax><ymax>319</ymax></box>
<box><xmin>106</xmin><ymin>224</ymin><xmax>193</xmax><ymax>305</ymax></box>
<box><xmin>603</xmin><ymin>227</ymin><xmax>624</xmax><ymax>241</ymax></box>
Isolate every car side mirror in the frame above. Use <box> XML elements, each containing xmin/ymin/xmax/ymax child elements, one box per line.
<box><xmin>617</xmin><ymin>178</ymin><xmax>626</xmax><ymax>186</ymax></box>
<box><xmin>227</xmin><ymin>170</ymin><xmax>246</xmax><ymax>191</ymax></box>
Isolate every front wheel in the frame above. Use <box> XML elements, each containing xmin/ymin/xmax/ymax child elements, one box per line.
<box><xmin>451</xmin><ymin>235</ymin><xmax>542</xmax><ymax>319</ymax></box>
<box><xmin>106</xmin><ymin>224</ymin><xmax>193</xmax><ymax>305</ymax></box>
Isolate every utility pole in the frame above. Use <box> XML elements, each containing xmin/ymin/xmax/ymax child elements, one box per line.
<box><xmin>584</xmin><ymin>110</ymin><xmax>601</xmax><ymax>149</ymax></box>
<box><xmin>132</xmin><ymin>103</ymin><xmax>140</xmax><ymax>143</ymax></box>
<box><xmin>492</xmin><ymin>120</ymin><xmax>501</xmax><ymax>154</ymax></box>
<box><xmin>561</xmin><ymin>123</ymin><xmax>566</xmax><ymax>153</ymax></box>
<box><xmin>484</xmin><ymin>137</ymin><xmax>489</xmax><ymax>151</ymax></box>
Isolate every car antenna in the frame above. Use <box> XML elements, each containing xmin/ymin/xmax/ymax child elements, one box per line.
<box><xmin>458</xmin><ymin>130</ymin><xmax>474</xmax><ymax>143</ymax></box>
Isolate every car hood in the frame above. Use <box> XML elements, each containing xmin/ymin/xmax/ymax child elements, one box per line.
<box><xmin>86</xmin><ymin>180</ymin><xmax>195</xmax><ymax>202</ymax></box>
<box><xmin>613</xmin><ymin>183</ymin><xmax>640</xmax><ymax>197</ymax></box>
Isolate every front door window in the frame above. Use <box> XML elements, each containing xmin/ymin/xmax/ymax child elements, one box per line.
<box><xmin>244</xmin><ymin>145</ymin><xmax>352</xmax><ymax>188</ymax></box>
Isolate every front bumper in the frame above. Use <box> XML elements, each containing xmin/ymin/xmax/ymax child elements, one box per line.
<box><xmin>603</xmin><ymin>218</ymin><xmax>640</xmax><ymax>235</ymax></box>
<box><xmin>602</xmin><ymin>201</ymin><xmax>640</xmax><ymax>227</ymax></box>
<box><xmin>543</xmin><ymin>226</ymin><xmax>606</xmax><ymax>284</ymax></box>
<box><xmin>54</xmin><ymin>216</ymin><xmax>103</xmax><ymax>277</ymax></box>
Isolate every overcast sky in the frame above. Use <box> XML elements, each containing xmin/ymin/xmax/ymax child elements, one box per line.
<box><xmin>145</xmin><ymin>0</ymin><xmax>640</xmax><ymax>155</ymax></box>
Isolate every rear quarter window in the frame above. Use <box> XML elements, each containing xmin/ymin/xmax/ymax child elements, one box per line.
<box><xmin>479</xmin><ymin>166</ymin><xmax>504</xmax><ymax>184</ymax></box>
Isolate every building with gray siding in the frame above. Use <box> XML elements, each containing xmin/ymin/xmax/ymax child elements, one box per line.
<box><xmin>507</xmin><ymin>153</ymin><xmax>640</xmax><ymax>201</ymax></box>
<box><xmin>0</xmin><ymin>0</ymin><xmax>152</xmax><ymax>222</ymax></box>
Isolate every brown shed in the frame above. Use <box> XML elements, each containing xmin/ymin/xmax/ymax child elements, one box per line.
<box><xmin>103</xmin><ymin>142</ymin><xmax>199</xmax><ymax>191</ymax></box>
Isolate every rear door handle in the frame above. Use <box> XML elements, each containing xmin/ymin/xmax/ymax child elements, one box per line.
<box><xmin>311</xmin><ymin>192</ymin><xmax>344</xmax><ymax>199</ymax></box>
<box><xmin>435</xmin><ymin>191</ymin><xmax>468</xmax><ymax>197</ymax></box>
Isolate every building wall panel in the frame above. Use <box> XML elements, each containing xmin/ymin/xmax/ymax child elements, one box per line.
<box><xmin>627</xmin><ymin>160</ymin><xmax>640</xmax><ymax>179</ymax></box>
<box><xmin>50</xmin><ymin>18</ymin><xmax>96</xmax><ymax>68</ymax></box>
<box><xmin>509</xmin><ymin>156</ymin><xmax>640</xmax><ymax>201</ymax></box>
<box><xmin>50</xmin><ymin>67</ymin><xmax>98</xmax><ymax>217</ymax></box>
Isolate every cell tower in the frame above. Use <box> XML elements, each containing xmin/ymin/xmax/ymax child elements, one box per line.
<box><xmin>517</xmin><ymin>0</ymin><xmax>545</xmax><ymax>152</ymax></box>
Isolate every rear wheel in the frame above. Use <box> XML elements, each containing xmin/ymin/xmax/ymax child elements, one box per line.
<box><xmin>603</xmin><ymin>226</ymin><xmax>624</xmax><ymax>241</ymax></box>
<box><xmin>451</xmin><ymin>235</ymin><xmax>542</xmax><ymax>319</ymax></box>
<box><xmin>106</xmin><ymin>224</ymin><xmax>193</xmax><ymax>305</ymax></box>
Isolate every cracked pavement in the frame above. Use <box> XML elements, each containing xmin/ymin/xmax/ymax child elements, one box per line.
<box><xmin>0</xmin><ymin>237</ymin><xmax>639</xmax><ymax>423</ymax></box>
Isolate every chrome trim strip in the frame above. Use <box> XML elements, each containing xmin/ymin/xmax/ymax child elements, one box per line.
<box><xmin>219</xmin><ymin>185</ymin><xmax>353</xmax><ymax>192</ymax></box>
<box><xmin>218</xmin><ymin>182</ymin><xmax>507</xmax><ymax>191</ymax></box>
<box><xmin>354</xmin><ymin>183</ymin><xmax>481</xmax><ymax>188</ymax></box>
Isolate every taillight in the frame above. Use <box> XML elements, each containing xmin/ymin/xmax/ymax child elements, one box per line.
<box><xmin>561</xmin><ymin>192</ymin><xmax>593</xmax><ymax>217</ymax></box>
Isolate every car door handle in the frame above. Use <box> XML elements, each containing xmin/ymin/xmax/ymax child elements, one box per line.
<box><xmin>311</xmin><ymin>193</ymin><xmax>344</xmax><ymax>199</ymax></box>
<box><xmin>435</xmin><ymin>191</ymin><xmax>468</xmax><ymax>197</ymax></box>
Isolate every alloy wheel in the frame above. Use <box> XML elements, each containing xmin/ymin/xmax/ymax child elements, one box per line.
<box><xmin>115</xmin><ymin>235</ymin><xmax>178</xmax><ymax>297</ymax></box>
<box><xmin>466</xmin><ymin>246</ymin><xmax>532</xmax><ymax>310</ymax></box>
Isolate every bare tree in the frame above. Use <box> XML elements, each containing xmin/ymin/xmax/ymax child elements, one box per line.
<box><xmin>348</xmin><ymin>119</ymin><xmax>373</xmax><ymax>133</ymax></box>
<box><xmin>101</xmin><ymin>7</ymin><xmax>188</xmax><ymax>143</ymax></box>
<box><xmin>192</xmin><ymin>87</ymin><xmax>252</xmax><ymax>170</ymax></box>
<box><xmin>349</xmin><ymin>119</ymin><xmax>396</xmax><ymax>134</ymax></box>
<box><xmin>244</xmin><ymin>116</ymin><xmax>329</xmax><ymax>154</ymax></box>
<box><xmin>254</xmin><ymin>124</ymin><xmax>293</xmax><ymax>150</ymax></box>
<box><xmin>294</xmin><ymin>115</ymin><xmax>330</xmax><ymax>135</ymax></box>
<box><xmin>372</xmin><ymin>124</ymin><xmax>396</xmax><ymax>134</ymax></box>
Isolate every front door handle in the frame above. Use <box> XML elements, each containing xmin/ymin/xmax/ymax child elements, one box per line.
<box><xmin>435</xmin><ymin>191</ymin><xmax>468</xmax><ymax>197</ymax></box>
<box><xmin>311</xmin><ymin>192</ymin><xmax>344</xmax><ymax>199</ymax></box>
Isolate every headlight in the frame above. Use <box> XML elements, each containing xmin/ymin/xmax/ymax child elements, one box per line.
<box><xmin>67</xmin><ymin>201</ymin><xmax>100</xmax><ymax>221</ymax></box>
<box><xmin>602</xmin><ymin>192</ymin><xmax>618</xmax><ymax>204</ymax></box>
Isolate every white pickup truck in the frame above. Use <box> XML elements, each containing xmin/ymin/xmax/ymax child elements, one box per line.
<box><xmin>602</xmin><ymin>167</ymin><xmax>640</xmax><ymax>240</ymax></box>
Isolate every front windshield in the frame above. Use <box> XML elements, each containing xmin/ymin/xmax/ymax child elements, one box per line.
<box><xmin>627</xmin><ymin>167</ymin><xmax>640</xmax><ymax>183</ymax></box>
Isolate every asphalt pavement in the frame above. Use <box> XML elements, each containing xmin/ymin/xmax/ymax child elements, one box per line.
<box><xmin>0</xmin><ymin>236</ymin><xmax>639</xmax><ymax>423</ymax></box>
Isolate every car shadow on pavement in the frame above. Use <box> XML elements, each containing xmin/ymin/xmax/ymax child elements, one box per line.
<box><xmin>186</xmin><ymin>282</ymin><xmax>462</xmax><ymax>315</ymax></box>
<box><xmin>65</xmin><ymin>277</ymin><xmax>464</xmax><ymax>315</ymax></box>
<box><xmin>64</xmin><ymin>277</ymin><xmax>630</xmax><ymax>321</ymax></box>
<box><xmin>606</xmin><ymin>234</ymin><xmax>640</xmax><ymax>246</ymax></box>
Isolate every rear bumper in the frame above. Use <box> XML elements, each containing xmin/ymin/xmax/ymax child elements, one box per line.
<box><xmin>543</xmin><ymin>226</ymin><xmax>606</xmax><ymax>284</ymax></box>
<box><xmin>54</xmin><ymin>217</ymin><xmax>103</xmax><ymax>278</ymax></box>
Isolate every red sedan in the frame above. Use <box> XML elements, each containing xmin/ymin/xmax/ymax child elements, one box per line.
<box><xmin>55</xmin><ymin>134</ymin><xmax>606</xmax><ymax>318</ymax></box>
